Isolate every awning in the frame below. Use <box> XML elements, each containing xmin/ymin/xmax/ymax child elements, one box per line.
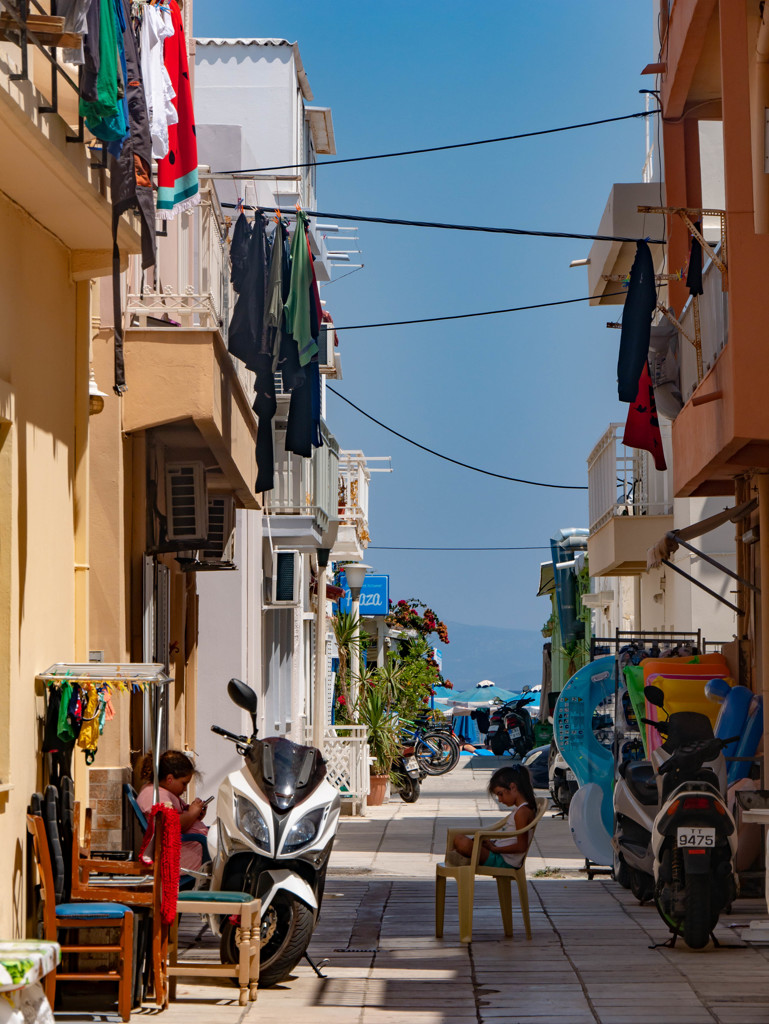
<box><xmin>645</xmin><ymin>498</ymin><xmax>759</xmax><ymax>616</ymax></box>
<box><xmin>646</xmin><ymin>498</ymin><xmax>758</xmax><ymax>569</ymax></box>
<box><xmin>537</xmin><ymin>562</ymin><xmax>555</xmax><ymax>597</ymax></box>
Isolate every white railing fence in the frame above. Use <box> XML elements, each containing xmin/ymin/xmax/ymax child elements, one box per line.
<box><xmin>264</xmin><ymin>420</ymin><xmax>340</xmax><ymax>532</ymax></box>
<box><xmin>588</xmin><ymin>422</ymin><xmax>673</xmax><ymax>534</ymax></box>
<box><xmin>305</xmin><ymin>724</ymin><xmax>370</xmax><ymax>815</ymax></box>
<box><xmin>126</xmin><ymin>174</ymin><xmax>230</xmax><ymax>337</ymax></box>
<box><xmin>678</xmin><ymin>247</ymin><xmax>728</xmax><ymax>403</ymax></box>
<box><xmin>338</xmin><ymin>450</ymin><xmax>370</xmax><ymax>535</ymax></box>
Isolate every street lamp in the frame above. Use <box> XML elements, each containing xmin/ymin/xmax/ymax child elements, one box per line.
<box><xmin>342</xmin><ymin>563</ymin><xmax>372</xmax><ymax>708</ymax></box>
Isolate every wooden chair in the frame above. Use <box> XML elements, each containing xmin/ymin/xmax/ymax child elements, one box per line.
<box><xmin>435</xmin><ymin>795</ymin><xmax>549</xmax><ymax>943</ymax></box>
<box><xmin>27</xmin><ymin>813</ymin><xmax>135</xmax><ymax>1022</ymax></box>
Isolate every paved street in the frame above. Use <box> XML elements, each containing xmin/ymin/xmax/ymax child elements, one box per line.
<box><xmin>64</xmin><ymin>762</ymin><xmax>769</xmax><ymax>1024</ymax></box>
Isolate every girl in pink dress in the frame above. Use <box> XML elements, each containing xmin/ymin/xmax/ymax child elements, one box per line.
<box><xmin>137</xmin><ymin>750</ymin><xmax>209</xmax><ymax>872</ymax></box>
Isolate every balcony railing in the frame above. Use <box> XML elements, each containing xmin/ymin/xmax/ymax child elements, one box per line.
<box><xmin>588</xmin><ymin>422</ymin><xmax>673</xmax><ymax>534</ymax></box>
<box><xmin>677</xmin><ymin>246</ymin><xmax>728</xmax><ymax>403</ymax></box>
<box><xmin>263</xmin><ymin>420</ymin><xmax>340</xmax><ymax>533</ymax></box>
<box><xmin>337</xmin><ymin>450</ymin><xmax>371</xmax><ymax>543</ymax></box>
<box><xmin>126</xmin><ymin>176</ymin><xmax>231</xmax><ymax>338</ymax></box>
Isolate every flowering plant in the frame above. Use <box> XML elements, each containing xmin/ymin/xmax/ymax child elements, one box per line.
<box><xmin>385</xmin><ymin>598</ymin><xmax>449</xmax><ymax>645</ymax></box>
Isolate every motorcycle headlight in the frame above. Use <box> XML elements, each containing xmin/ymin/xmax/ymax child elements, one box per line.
<box><xmin>236</xmin><ymin>796</ymin><xmax>270</xmax><ymax>852</ymax></box>
<box><xmin>282</xmin><ymin>809</ymin><xmax>324</xmax><ymax>853</ymax></box>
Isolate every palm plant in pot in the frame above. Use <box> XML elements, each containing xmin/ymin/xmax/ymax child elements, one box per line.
<box><xmin>355</xmin><ymin>676</ymin><xmax>401</xmax><ymax>807</ymax></box>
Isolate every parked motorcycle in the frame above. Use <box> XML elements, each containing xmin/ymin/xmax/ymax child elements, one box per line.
<box><xmin>548</xmin><ymin>739</ymin><xmax>578</xmax><ymax>814</ymax></box>
<box><xmin>391</xmin><ymin>749</ymin><xmax>423</xmax><ymax>803</ymax></box>
<box><xmin>613</xmin><ymin>685</ymin><xmax>732</xmax><ymax>909</ymax></box>
<box><xmin>644</xmin><ymin>685</ymin><xmax>738</xmax><ymax>949</ymax></box>
<box><xmin>207</xmin><ymin>678</ymin><xmax>341</xmax><ymax>986</ymax></box>
<box><xmin>485</xmin><ymin>695</ymin><xmax>537</xmax><ymax>758</ymax></box>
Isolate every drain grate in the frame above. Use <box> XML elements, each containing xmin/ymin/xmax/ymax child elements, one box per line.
<box><xmin>333</xmin><ymin>947</ymin><xmax>378</xmax><ymax>953</ymax></box>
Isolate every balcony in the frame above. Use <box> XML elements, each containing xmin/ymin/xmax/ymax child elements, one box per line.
<box><xmin>676</xmin><ymin>247</ymin><xmax>728</xmax><ymax>405</ymax></box>
<box><xmin>122</xmin><ymin>180</ymin><xmax>260</xmax><ymax>509</ymax></box>
<box><xmin>333</xmin><ymin>451</ymin><xmax>373</xmax><ymax>562</ymax></box>
<box><xmin>263</xmin><ymin>421</ymin><xmax>341</xmax><ymax>549</ymax></box>
<box><xmin>587</xmin><ymin>423</ymin><xmax>674</xmax><ymax>576</ymax></box>
<box><xmin>587</xmin><ymin>183</ymin><xmax>666</xmax><ymax>305</ymax></box>
<box><xmin>0</xmin><ymin>0</ymin><xmax>140</xmax><ymax>261</ymax></box>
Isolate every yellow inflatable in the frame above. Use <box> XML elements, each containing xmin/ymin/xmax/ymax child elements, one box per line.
<box><xmin>642</xmin><ymin>655</ymin><xmax>732</xmax><ymax>754</ymax></box>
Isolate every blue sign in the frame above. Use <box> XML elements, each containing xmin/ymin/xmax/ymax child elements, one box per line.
<box><xmin>432</xmin><ymin>647</ymin><xmax>443</xmax><ymax>671</ymax></box>
<box><xmin>338</xmin><ymin>573</ymin><xmax>390</xmax><ymax>616</ymax></box>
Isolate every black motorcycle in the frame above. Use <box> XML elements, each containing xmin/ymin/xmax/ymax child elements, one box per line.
<box><xmin>391</xmin><ymin>749</ymin><xmax>423</xmax><ymax>803</ymax></box>
<box><xmin>485</xmin><ymin>695</ymin><xmax>537</xmax><ymax>758</ymax></box>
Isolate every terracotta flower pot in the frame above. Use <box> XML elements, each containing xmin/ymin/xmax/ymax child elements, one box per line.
<box><xmin>367</xmin><ymin>774</ymin><xmax>388</xmax><ymax>807</ymax></box>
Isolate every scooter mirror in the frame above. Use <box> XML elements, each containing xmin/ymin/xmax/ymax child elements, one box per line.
<box><xmin>644</xmin><ymin>684</ymin><xmax>665</xmax><ymax>708</ymax></box>
<box><xmin>227</xmin><ymin>678</ymin><xmax>257</xmax><ymax>714</ymax></box>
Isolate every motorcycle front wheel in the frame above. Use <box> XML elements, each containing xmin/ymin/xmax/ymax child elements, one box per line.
<box><xmin>221</xmin><ymin>890</ymin><xmax>315</xmax><ymax>987</ymax></box>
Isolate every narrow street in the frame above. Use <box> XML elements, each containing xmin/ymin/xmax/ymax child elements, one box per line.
<box><xmin>127</xmin><ymin>765</ymin><xmax>769</xmax><ymax>1024</ymax></box>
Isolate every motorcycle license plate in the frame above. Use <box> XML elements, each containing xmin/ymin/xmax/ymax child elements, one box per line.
<box><xmin>405</xmin><ymin>756</ymin><xmax>419</xmax><ymax>771</ymax></box>
<box><xmin>510</xmin><ymin>727</ymin><xmax>521</xmax><ymax>739</ymax></box>
<box><xmin>677</xmin><ymin>827</ymin><xmax>716</xmax><ymax>848</ymax></box>
<box><xmin>565</xmin><ymin>769</ymin><xmax>576</xmax><ymax>781</ymax></box>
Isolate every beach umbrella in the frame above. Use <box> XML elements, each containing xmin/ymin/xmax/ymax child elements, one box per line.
<box><xmin>451</xmin><ymin>683</ymin><xmax>519</xmax><ymax>705</ymax></box>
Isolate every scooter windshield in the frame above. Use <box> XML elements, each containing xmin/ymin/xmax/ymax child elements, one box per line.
<box><xmin>247</xmin><ymin>736</ymin><xmax>326</xmax><ymax>812</ymax></box>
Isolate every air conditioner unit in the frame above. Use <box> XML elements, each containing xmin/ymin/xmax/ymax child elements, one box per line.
<box><xmin>165</xmin><ymin>462</ymin><xmax>208</xmax><ymax>543</ymax></box>
<box><xmin>269</xmin><ymin>550</ymin><xmax>300</xmax><ymax>605</ymax></box>
<box><xmin>201</xmin><ymin>495</ymin><xmax>236</xmax><ymax>563</ymax></box>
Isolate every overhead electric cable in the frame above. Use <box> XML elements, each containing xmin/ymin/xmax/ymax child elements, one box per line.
<box><xmin>327</xmin><ymin>387</ymin><xmax>589</xmax><ymax>491</ymax></box>
<box><xmin>332</xmin><ymin>292</ymin><xmax>627</xmax><ymax>330</ymax></box>
<box><xmin>369</xmin><ymin>546</ymin><xmax>551</xmax><ymax>551</ymax></box>
<box><xmin>216</xmin><ymin>109</ymin><xmax>661</xmax><ymax>174</ymax></box>
<box><xmin>221</xmin><ymin>204</ymin><xmax>666</xmax><ymax>246</ymax></box>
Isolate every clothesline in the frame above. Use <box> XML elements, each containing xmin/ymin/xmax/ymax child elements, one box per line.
<box><xmin>220</xmin><ymin>203</ymin><xmax>666</xmax><ymax>245</ymax></box>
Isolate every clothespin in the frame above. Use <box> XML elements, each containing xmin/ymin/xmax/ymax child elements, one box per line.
<box><xmin>274</xmin><ymin>208</ymin><xmax>281</xmax><ymax>225</ymax></box>
<box><xmin>237</xmin><ymin>197</ymin><xmax>244</xmax><ymax>215</ymax></box>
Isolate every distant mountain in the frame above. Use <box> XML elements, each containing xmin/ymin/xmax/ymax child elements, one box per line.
<box><xmin>439</xmin><ymin>621</ymin><xmax>545</xmax><ymax>692</ymax></box>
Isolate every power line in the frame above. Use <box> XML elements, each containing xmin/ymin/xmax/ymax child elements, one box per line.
<box><xmin>369</xmin><ymin>545</ymin><xmax>551</xmax><ymax>551</ymax></box>
<box><xmin>332</xmin><ymin>291</ymin><xmax>626</xmax><ymax>330</ymax></box>
<box><xmin>327</xmin><ymin>387</ymin><xmax>589</xmax><ymax>491</ymax></box>
<box><xmin>216</xmin><ymin>109</ymin><xmax>661</xmax><ymax>174</ymax></box>
<box><xmin>221</xmin><ymin>204</ymin><xmax>665</xmax><ymax>246</ymax></box>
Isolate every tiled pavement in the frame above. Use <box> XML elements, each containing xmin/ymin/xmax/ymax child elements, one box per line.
<box><xmin>62</xmin><ymin>760</ymin><xmax>769</xmax><ymax>1024</ymax></box>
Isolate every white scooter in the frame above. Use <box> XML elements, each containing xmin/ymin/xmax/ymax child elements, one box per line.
<box><xmin>207</xmin><ymin>679</ymin><xmax>341</xmax><ymax>987</ymax></box>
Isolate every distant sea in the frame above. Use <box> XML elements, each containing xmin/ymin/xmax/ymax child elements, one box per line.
<box><xmin>440</xmin><ymin>621</ymin><xmax>545</xmax><ymax>692</ymax></box>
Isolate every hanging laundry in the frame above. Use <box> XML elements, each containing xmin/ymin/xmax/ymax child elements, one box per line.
<box><xmin>253</xmin><ymin>355</ymin><xmax>277</xmax><ymax>493</ymax></box>
<box><xmin>110</xmin><ymin>0</ymin><xmax>156</xmax><ymax>393</ymax></box>
<box><xmin>622</xmin><ymin>362</ymin><xmax>667</xmax><ymax>471</ymax></box>
<box><xmin>285</xmin><ymin>373</ymin><xmax>313</xmax><ymax>458</ymax></box>
<box><xmin>80</xmin><ymin>0</ymin><xmax>101</xmax><ymax>102</ymax></box>
<box><xmin>156</xmin><ymin>0</ymin><xmax>199</xmax><ymax>217</ymax></box>
<box><xmin>228</xmin><ymin>212</ymin><xmax>270</xmax><ymax>370</ymax></box>
<box><xmin>265</xmin><ymin>218</ymin><xmax>288</xmax><ymax>371</ymax></box>
<box><xmin>79</xmin><ymin>0</ymin><xmax>127</xmax><ymax>144</ymax></box>
<box><xmin>56</xmin><ymin>0</ymin><xmax>93</xmax><ymax>64</ymax></box>
<box><xmin>284</xmin><ymin>210</ymin><xmax>318</xmax><ymax>366</ymax></box>
<box><xmin>685</xmin><ymin>220</ymin><xmax>704</xmax><ymax>297</ymax></box>
<box><xmin>616</xmin><ymin>240</ymin><xmax>657</xmax><ymax>402</ymax></box>
<box><xmin>77</xmin><ymin>687</ymin><xmax>103</xmax><ymax>764</ymax></box>
<box><xmin>139</xmin><ymin>0</ymin><xmax>177</xmax><ymax>160</ymax></box>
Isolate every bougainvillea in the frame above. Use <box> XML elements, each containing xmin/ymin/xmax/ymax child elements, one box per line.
<box><xmin>385</xmin><ymin>598</ymin><xmax>450</xmax><ymax>645</ymax></box>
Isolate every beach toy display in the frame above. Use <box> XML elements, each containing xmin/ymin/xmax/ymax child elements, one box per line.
<box><xmin>554</xmin><ymin>656</ymin><xmax>615</xmax><ymax>863</ymax></box>
<box><xmin>640</xmin><ymin>654</ymin><xmax>732</xmax><ymax>754</ymax></box>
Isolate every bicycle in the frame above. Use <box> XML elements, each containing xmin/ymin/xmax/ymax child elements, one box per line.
<box><xmin>400</xmin><ymin>718</ymin><xmax>460</xmax><ymax>776</ymax></box>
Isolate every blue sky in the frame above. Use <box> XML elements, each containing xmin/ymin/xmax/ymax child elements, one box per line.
<box><xmin>194</xmin><ymin>2</ymin><xmax>654</xmax><ymax>637</ymax></box>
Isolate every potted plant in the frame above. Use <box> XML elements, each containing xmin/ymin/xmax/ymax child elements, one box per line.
<box><xmin>355</xmin><ymin>677</ymin><xmax>401</xmax><ymax>807</ymax></box>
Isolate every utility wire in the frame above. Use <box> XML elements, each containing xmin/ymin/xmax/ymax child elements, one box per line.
<box><xmin>221</xmin><ymin>203</ymin><xmax>665</xmax><ymax>245</ymax></box>
<box><xmin>327</xmin><ymin>387</ymin><xmax>589</xmax><ymax>491</ymax></box>
<box><xmin>332</xmin><ymin>291</ymin><xmax>626</xmax><ymax>330</ymax></box>
<box><xmin>369</xmin><ymin>545</ymin><xmax>551</xmax><ymax>551</ymax></box>
<box><xmin>216</xmin><ymin>109</ymin><xmax>661</xmax><ymax>174</ymax></box>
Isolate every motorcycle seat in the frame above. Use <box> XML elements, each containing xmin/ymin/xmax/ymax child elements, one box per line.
<box><xmin>624</xmin><ymin>762</ymin><xmax>658</xmax><ymax>806</ymax></box>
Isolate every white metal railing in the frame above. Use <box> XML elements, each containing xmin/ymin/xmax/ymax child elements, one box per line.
<box><xmin>305</xmin><ymin>724</ymin><xmax>370</xmax><ymax>815</ymax></box>
<box><xmin>264</xmin><ymin>420</ymin><xmax>340</xmax><ymax>532</ymax></box>
<box><xmin>587</xmin><ymin>422</ymin><xmax>673</xmax><ymax>534</ymax></box>
<box><xmin>337</xmin><ymin>451</ymin><xmax>371</xmax><ymax>544</ymax></box>
<box><xmin>126</xmin><ymin>175</ymin><xmax>231</xmax><ymax>339</ymax></box>
<box><xmin>677</xmin><ymin>247</ymin><xmax>728</xmax><ymax>403</ymax></box>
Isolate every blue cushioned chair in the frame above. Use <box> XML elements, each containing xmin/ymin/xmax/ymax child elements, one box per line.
<box><xmin>124</xmin><ymin>783</ymin><xmax>210</xmax><ymax>888</ymax></box>
<box><xmin>28</xmin><ymin>813</ymin><xmax>135</xmax><ymax>1021</ymax></box>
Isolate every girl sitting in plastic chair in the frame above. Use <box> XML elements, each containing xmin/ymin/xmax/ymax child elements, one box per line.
<box><xmin>449</xmin><ymin>764</ymin><xmax>536</xmax><ymax>867</ymax></box>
